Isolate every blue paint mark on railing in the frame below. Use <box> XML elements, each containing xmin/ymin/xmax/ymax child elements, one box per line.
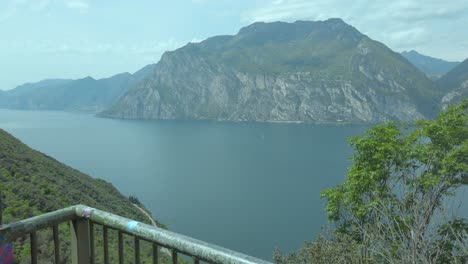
<box><xmin>126</xmin><ymin>221</ymin><xmax>139</xmax><ymax>231</ymax></box>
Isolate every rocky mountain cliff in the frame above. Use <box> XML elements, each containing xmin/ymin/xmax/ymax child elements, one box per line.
<box><xmin>438</xmin><ymin>58</ymin><xmax>468</xmax><ymax>109</ymax></box>
<box><xmin>0</xmin><ymin>64</ymin><xmax>156</xmax><ymax>112</ymax></box>
<box><xmin>101</xmin><ymin>19</ymin><xmax>440</xmax><ymax>124</ymax></box>
<box><xmin>401</xmin><ymin>50</ymin><xmax>459</xmax><ymax>80</ymax></box>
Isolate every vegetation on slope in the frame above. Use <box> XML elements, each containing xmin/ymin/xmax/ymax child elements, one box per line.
<box><xmin>275</xmin><ymin>99</ymin><xmax>468</xmax><ymax>263</ymax></box>
<box><xmin>179</xmin><ymin>19</ymin><xmax>439</xmax><ymax>109</ymax></box>
<box><xmin>104</xmin><ymin>19</ymin><xmax>441</xmax><ymax>123</ymax></box>
<box><xmin>0</xmin><ymin>129</ymin><xmax>168</xmax><ymax>263</ymax></box>
<box><xmin>401</xmin><ymin>50</ymin><xmax>460</xmax><ymax>79</ymax></box>
<box><xmin>437</xmin><ymin>58</ymin><xmax>468</xmax><ymax>109</ymax></box>
<box><xmin>437</xmin><ymin>58</ymin><xmax>468</xmax><ymax>92</ymax></box>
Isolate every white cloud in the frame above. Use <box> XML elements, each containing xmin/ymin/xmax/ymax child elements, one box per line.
<box><xmin>388</xmin><ymin>27</ymin><xmax>427</xmax><ymax>45</ymax></box>
<box><xmin>30</xmin><ymin>0</ymin><xmax>52</xmax><ymax>11</ymax></box>
<box><xmin>66</xmin><ymin>0</ymin><xmax>89</xmax><ymax>12</ymax></box>
<box><xmin>0</xmin><ymin>6</ymin><xmax>17</xmax><ymax>22</ymax></box>
<box><xmin>243</xmin><ymin>0</ymin><xmax>468</xmax><ymax>24</ymax></box>
<box><xmin>1</xmin><ymin>39</ymin><xmax>184</xmax><ymax>56</ymax></box>
<box><xmin>0</xmin><ymin>0</ymin><xmax>55</xmax><ymax>22</ymax></box>
<box><xmin>189</xmin><ymin>37</ymin><xmax>204</xmax><ymax>43</ymax></box>
<box><xmin>191</xmin><ymin>0</ymin><xmax>215</xmax><ymax>3</ymax></box>
<box><xmin>241</xmin><ymin>0</ymin><xmax>468</xmax><ymax>61</ymax></box>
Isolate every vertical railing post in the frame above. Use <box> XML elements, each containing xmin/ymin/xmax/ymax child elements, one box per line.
<box><xmin>103</xmin><ymin>226</ymin><xmax>109</xmax><ymax>264</ymax></box>
<box><xmin>89</xmin><ymin>222</ymin><xmax>95</xmax><ymax>264</ymax></box>
<box><xmin>70</xmin><ymin>219</ymin><xmax>90</xmax><ymax>264</ymax></box>
<box><xmin>134</xmin><ymin>237</ymin><xmax>140</xmax><ymax>264</ymax></box>
<box><xmin>152</xmin><ymin>243</ymin><xmax>159</xmax><ymax>264</ymax></box>
<box><xmin>118</xmin><ymin>231</ymin><xmax>124</xmax><ymax>264</ymax></box>
<box><xmin>0</xmin><ymin>187</ymin><xmax>3</xmax><ymax>226</ymax></box>
<box><xmin>172</xmin><ymin>249</ymin><xmax>178</xmax><ymax>264</ymax></box>
<box><xmin>53</xmin><ymin>225</ymin><xmax>60</xmax><ymax>263</ymax></box>
<box><xmin>30</xmin><ymin>232</ymin><xmax>38</xmax><ymax>264</ymax></box>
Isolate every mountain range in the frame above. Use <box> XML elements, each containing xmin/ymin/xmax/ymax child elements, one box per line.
<box><xmin>1</xmin><ymin>19</ymin><xmax>466</xmax><ymax>124</ymax></box>
<box><xmin>0</xmin><ymin>64</ymin><xmax>156</xmax><ymax>112</ymax></box>
<box><xmin>100</xmin><ymin>19</ymin><xmax>441</xmax><ymax>123</ymax></box>
<box><xmin>401</xmin><ymin>50</ymin><xmax>460</xmax><ymax>80</ymax></box>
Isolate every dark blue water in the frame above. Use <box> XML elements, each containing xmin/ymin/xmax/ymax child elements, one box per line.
<box><xmin>0</xmin><ymin>109</ymin><xmax>369</xmax><ymax>260</ymax></box>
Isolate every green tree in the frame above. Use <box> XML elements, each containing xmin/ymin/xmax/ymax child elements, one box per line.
<box><xmin>321</xmin><ymin>99</ymin><xmax>468</xmax><ymax>263</ymax></box>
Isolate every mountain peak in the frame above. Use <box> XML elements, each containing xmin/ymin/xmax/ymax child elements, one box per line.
<box><xmin>401</xmin><ymin>50</ymin><xmax>460</xmax><ymax>78</ymax></box>
<box><xmin>102</xmin><ymin>19</ymin><xmax>439</xmax><ymax>123</ymax></box>
<box><xmin>82</xmin><ymin>76</ymin><xmax>96</xmax><ymax>81</ymax></box>
<box><xmin>322</xmin><ymin>17</ymin><xmax>346</xmax><ymax>24</ymax></box>
<box><xmin>401</xmin><ymin>50</ymin><xmax>419</xmax><ymax>55</ymax></box>
<box><xmin>238</xmin><ymin>18</ymin><xmax>352</xmax><ymax>36</ymax></box>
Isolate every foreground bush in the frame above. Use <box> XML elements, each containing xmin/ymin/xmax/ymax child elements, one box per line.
<box><xmin>276</xmin><ymin>99</ymin><xmax>467</xmax><ymax>263</ymax></box>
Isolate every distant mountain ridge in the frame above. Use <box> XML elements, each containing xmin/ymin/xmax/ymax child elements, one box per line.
<box><xmin>401</xmin><ymin>50</ymin><xmax>459</xmax><ymax>80</ymax></box>
<box><xmin>0</xmin><ymin>64</ymin><xmax>156</xmax><ymax>112</ymax></box>
<box><xmin>100</xmin><ymin>19</ymin><xmax>440</xmax><ymax>124</ymax></box>
<box><xmin>437</xmin><ymin>58</ymin><xmax>468</xmax><ymax>109</ymax></box>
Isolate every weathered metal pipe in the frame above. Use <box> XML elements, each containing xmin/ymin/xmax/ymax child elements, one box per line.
<box><xmin>0</xmin><ymin>205</ymin><xmax>273</xmax><ymax>264</ymax></box>
<box><xmin>0</xmin><ymin>206</ymin><xmax>77</xmax><ymax>240</ymax></box>
<box><xmin>74</xmin><ymin>205</ymin><xmax>272</xmax><ymax>264</ymax></box>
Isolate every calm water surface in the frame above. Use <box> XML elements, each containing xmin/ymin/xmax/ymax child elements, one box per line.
<box><xmin>0</xmin><ymin>109</ymin><xmax>369</xmax><ymax>260</ymax></box>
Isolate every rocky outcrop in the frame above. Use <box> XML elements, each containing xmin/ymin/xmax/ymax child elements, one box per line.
<box><xmin>437</xmin><ymin>58</ymin><xmax>468</xmax><ymax>109</ymax></box>
<box><xmin>101</xmin><ymin>19</ymin><xmax>440</xmax><ymax>124</ymax></box>
<box><xmin>441</xmin><ymin>80</ymin><xmax>468</xmax><ymax>109</ymax></box>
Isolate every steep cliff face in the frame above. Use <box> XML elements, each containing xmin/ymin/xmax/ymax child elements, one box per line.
<box><xmin>101</xmin><ymin>19</ymin><xmax>440</xmax><ymax>124</ymax></box>
<box><xmin>440</xmin><ymin>80</ymin><xmax>468</xmax><ymax>110</ymax></box>
<box><xmin>438</xmin><ymin>58</ymin><xmax>468</xmax><ymax>109</ymax></box>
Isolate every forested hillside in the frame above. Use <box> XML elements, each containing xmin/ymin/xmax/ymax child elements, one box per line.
<box><xmin>0</xmin><ymin>129</ymin><xmax>168</xmax><ymax>263</ymax></box>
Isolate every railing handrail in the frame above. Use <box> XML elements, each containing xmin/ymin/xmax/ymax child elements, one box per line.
<box><xmin>0</xmin><ymin>206</ymin><xmax>78</xmax><ymax>239</ymax></box>
<box><xmin>0</xmin><ymin>204</ymin><xmax>272</xmax><ymax>264</ymax></box>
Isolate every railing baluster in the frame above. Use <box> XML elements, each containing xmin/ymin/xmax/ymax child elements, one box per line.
<box><xmin>118</xmin><ymin>231</ymin><xmax>124</xmax><ymax>264</ymax></box>
<box><xmin>0</xmin><ymin>205</ymin><xmax>273</xmax><ymax>264</ymax></box>
<box><xmin>103</xmin><ymin>226</ymin><xmax>109</xmax><ymax>264</ymax></box>
<box><xmin>52</xmin><ymin>225</ymin><xmax>60</xmax><ymax>264</ymax></box>
<box><xmin>153</xmin><ymin>243</ymin><xmax>159</xmax><ymax>264</ymax></box>
<box><xmin>172</xmin><ymin>249</ymin><xmax>178</xmax><ymax>264</ymax></box>
<box><xmin>70</xmin><ymin>219</ymin><xmax>91</xmax><ymax>264</ymax></box>
<box><xmin>30</xmin><ymin>232</ymin><xmax>38</xmax><ymax>264</ymax></box>
<box><xmin>89</xmin><ymin>222</ymin><xmax>95</xmax><ymax>264</ymax></box>
<box><xmin>134</xmin><ymin>237</ymin><xmax>140</xmax><ymax>264</ymax></box>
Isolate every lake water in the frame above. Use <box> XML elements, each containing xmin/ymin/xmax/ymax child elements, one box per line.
<box><xmin>0</xmin><ymin>109</ymin><xmax>368</xmax><ymax>260</ymax></box>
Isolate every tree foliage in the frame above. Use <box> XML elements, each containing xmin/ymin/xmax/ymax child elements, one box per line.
<box><xmin>320</xmin><ymin>99</ymin><xmax>467</xmax><ymax>263</ymax></box>
<box><xmin>273</xmin><ymin>230</ymin><xmax>363</xmax><ymax>264</ymax></box>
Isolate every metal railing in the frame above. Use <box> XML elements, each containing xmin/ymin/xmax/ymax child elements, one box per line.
<box><xmin>0</xmin><ymin>205</ymin><xmax>272</xmax><ymax>264</ymax></box>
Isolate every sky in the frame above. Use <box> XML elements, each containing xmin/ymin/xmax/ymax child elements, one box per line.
<box><xmin>1</xmin><ymin>0</ymin><xmax>468</xmax><ymax>90</ymax></box>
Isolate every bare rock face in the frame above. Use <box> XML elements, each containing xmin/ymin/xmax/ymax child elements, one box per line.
<box><xmin>100</xmin><ymin>19</ymin><xmax>440</xmax><ymax>124</ymax></box>
<box><xmin>438</xmin><ymin>58</ymin><xmax>468</xmax><ymax>110</ymax></box>
<box><xmin>441</xmin><ymin>80</ymin><xmax>468</xmax><ymax>110</ymax></box>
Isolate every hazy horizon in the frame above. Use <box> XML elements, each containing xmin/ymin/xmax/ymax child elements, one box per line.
<box><xmin>1</xmin><ymin>2</ymin><xmax>466</xmax><ymax>262</ymax></box>
<box><xmin>2</xmin><ymin>0</ymin><xmax>468</xmax><ymax>90</ymax></box>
